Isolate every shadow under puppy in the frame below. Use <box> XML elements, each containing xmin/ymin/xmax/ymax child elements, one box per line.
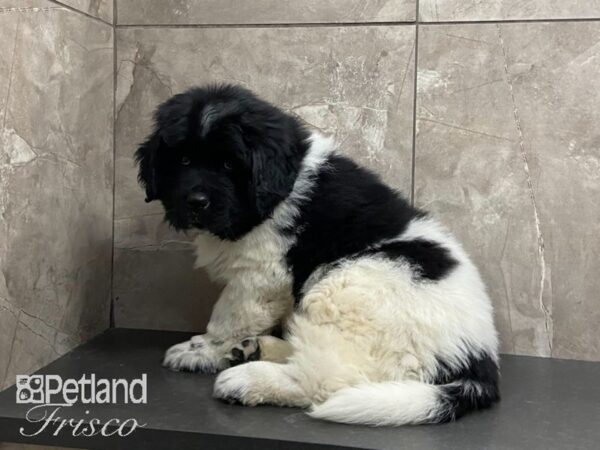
<box><xmin>135</xmin><ymin>84</ymin><xmax>500</xmax><ymax>426</ymax></box>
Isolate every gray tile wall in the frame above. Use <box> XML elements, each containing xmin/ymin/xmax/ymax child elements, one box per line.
<box><xmin>416</xmin><ymin>23</ymin><xmax>600</xmax><ymax>360</ymax></box>
<box><xmin>0</xmin><ymin>1</ymin><xmax>113</xmax><ymax>388</ymax></box>
<box><xmin>54</xmin><ymin>0</ymin><xmax>113</xmax><ymax>23</ymax></box>
<box><xmin>112</xmin><ymin>1</ymin><xmax>600</xmax><ymax>362</ymax></box>
<box><xmin>419</xmin><ymin>1</ymin><xmax>600</xmax><ymax>21</ymax></box>
<box><xmin>117</xmin><ymin>0</ymin><xmax>416</xmax><ymax>25</ymax></box>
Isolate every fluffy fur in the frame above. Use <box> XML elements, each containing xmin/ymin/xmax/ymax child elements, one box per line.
<box><xmin>136</xmin><ymin>84</ymin><xmax>500</xmax><ymax>426</ymax></box>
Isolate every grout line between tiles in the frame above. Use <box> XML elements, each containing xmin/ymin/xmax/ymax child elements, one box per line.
<box><xmin>116</xmin><ymin>21</ymin><xmax>416</xmax><ymax>29</ymax></box>
<box><xmin>47</xmin><ymin>0</ymin><xmax>113</xmax><ymax>27</ymax></box>
<box><xmin>410</xmin><ymin>0</ymin><xmax>420</xmax><ymax>206</ymax></box>
<box><xmin>114</xmin><ymin>16</ymin><xmax>600</xmax><ymax>29</ymax></box>
<box><xmin>421</xmin><ymin>17</ymin><xmax>600</xmax><ymax>25</ymax></box>
<box><xmin>109</xmin><ymin>0</ymin><xmax>118</xmax><ymax>329</ymax></box>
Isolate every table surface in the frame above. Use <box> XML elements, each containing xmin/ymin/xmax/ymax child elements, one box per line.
<box><xmin>0</xmin><ymin>328</ymin><xmax>599</xmax><ymax>450</ymax></box>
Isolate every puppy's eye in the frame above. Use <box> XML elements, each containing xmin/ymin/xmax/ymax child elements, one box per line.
<box><xmin>223</xmin><ymin>161</ymin><xmax>233</xmax><ymax>171</ymax></box>
<box><xmin>181</xmin><ymin>156</ymin><xmax>191</xmax><ymax>166</ymax></box>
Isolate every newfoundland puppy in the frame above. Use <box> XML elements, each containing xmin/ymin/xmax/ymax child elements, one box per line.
<box><xmin>136</xmin><ymin>84</ymin><xmax>499</xmax><ymax>426</ymax></box>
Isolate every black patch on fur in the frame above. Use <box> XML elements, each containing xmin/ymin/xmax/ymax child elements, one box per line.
<box><xmin>269</xmin><ymin>324</ymin><xmax>284</xmax><ymax>339</ymax></box>
<box><xmin>229</xmin><ymin>342</ymin><xmax>261</xmax><ymax>367</ymax></box>
<box><xmin>432</xmin><ymin>351</ymin><xmax>500</xmax><ymax>422</ymax></box>
<box><xmin>358</xmin><ymin>239</ymin><xmax>458</xmax><ymax>281</ymax></box>
<box><xmin>284</xmin><ymin>155</ymin><xmax>425</xmax><ymax>303</ymax></box>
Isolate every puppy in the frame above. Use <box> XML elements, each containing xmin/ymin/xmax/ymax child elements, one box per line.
<box><xmin>136</xmin><ymin>84</ymin><xmax>499</xmax><ymax>426</ymax></box>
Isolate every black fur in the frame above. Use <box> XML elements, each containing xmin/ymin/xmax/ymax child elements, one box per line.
<box><xmin>229</xmin><ymin>339</ymin><xmax>262</xmax><ymax>367</ymax></box>
<box><xmin>432</xmin><ymin>351</ymin><xmax>500</xmax><ymax>422</ymax></box>
<box><xmin>357</xmin><ymin>239</ymin><xmax>458</xmax><ymax>281</ymax></box>
<box><xmin>284</xmin><ymin>155</ymin><xmax>455</xmax><ymax>303</ymax></box>
<box><xmin>135</xmin><ymin>84</ymin><xmax>309</xmax><ymax>240</ymax></box>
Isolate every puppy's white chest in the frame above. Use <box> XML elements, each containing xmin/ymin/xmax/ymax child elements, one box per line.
<box><xmin>192</xmin><ymin>223</ymin><xmax>291</xmax><ymax>287</ymax></box>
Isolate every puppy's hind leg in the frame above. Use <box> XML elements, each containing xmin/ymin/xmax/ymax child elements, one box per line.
<box><xmin>213</xmin><ymin>361</ymin><xmax>310</xmax><ymax>408</ymax></box>
<box><xmin>227</xmin><ymin>336</ymin><xmax>293</xmax><ymax>366</ymax></box>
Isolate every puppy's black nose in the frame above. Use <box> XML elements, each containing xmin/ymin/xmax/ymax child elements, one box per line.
<box><xmin>187</xmin><ymin>192</ymin><xmax>210</xmax><ymax>210</ymax></box>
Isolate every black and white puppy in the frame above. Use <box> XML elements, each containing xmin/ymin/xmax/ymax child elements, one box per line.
<box><xmin>136</xmin><ymin>84</ymin><xmax>500</xmax><ymax>426</ymax></box>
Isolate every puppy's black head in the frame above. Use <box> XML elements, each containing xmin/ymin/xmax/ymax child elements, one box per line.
<box><xmin>136</xmin><ymin>84</ymin><xmax>309</xmax><ymax>240</ymax></box>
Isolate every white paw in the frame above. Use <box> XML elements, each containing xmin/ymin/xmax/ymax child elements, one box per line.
<box><xmin>162</xmin><ymin>335</ymin><xmax>228</xmax><ymax>373</ymax></box>
<box><xmin>213</xmin><ymin>365</ymin><xmax>260</xmax><ymax>405</ymax></box>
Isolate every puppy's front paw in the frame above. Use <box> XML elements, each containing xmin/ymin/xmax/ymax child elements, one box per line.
<box><xmin>162</xmin><ymin>335</ymin><xmax>227</xmax><ymax>373</ymax></box>
<box><xmin>213</xmin><ymin>365</ymin><xmax>258</xmax><ymax>405</ymax></box>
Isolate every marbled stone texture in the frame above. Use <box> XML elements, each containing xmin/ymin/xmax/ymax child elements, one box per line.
<box><xmin>114</xmin><ymin>26</ymin><xmax>415</xmax><ymax>331</ymax></box>
<box><xmin>416</xmin><ymin>24</ymin><xmax>600</xmax><ymax>360</ymax></box>
<box><xmin>420</xmin><ymin>0</ymin><xmax>600</xmax><ymax>21</ymax></box>
<box><xmin>117</xmin><ymin>0</ymin><xmax>415</xmax><ymax>25</ymax></box>
<box><xmin>0</xmin><ymin>3</ymin><xmax>113</xmax><ymax>388</ymax></box>
<box><xmin>0</xmin><ymin>0</ymin><xmax>52</xmax><ymax>8</ymax></box>
<box><xmin>499</xmin><ymin>23</ymin><xmax>600</xmax><ymax>361</ymax></box>
<box><xmin>58</xmin><ymin>0</ymin><xmax>113</xmax><ymax>23</ymax></box>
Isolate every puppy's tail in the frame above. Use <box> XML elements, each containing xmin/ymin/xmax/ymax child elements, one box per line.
<box><xmin>308</xmin><ymin>378</ymin><xmax>499</xmax><ymax>426</ymax></box>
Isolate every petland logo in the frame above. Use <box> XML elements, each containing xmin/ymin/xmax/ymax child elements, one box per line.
<box><xmin>16</xmin><ymin>374</ymin><xmax>147</xmax><ymax>438</ymax></box>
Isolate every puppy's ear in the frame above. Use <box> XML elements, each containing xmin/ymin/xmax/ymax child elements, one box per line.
<box><xmin>135</xmin><ymin>132</ymin><xmax>160</xmax><ymax>203</ymax></box>
<box><xmin>136</xmin><ymin>92</ymin><xmax>195</xmax><ymax>202</ymax></box>
<box><xmin>249</xmin><ymin>133</ymin><xmax>300</xmax><ymax>218</ymax></box>
<box><xmin>155</xmin><ymin>93</ymin><xmax>194</xmax><ymax>147</ymax></box>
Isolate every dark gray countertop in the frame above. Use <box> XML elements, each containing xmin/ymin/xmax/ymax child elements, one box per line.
<box><xmin>0</xmin><ymin>328</ymin><xmax>598</xmax><ymax>449</ymax></box>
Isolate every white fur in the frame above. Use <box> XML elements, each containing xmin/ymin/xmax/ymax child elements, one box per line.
<box><xmin>214</xmin><ymin>361</ymin><xmax>310</xmax><ymax>408</ymax></box>
<box><xmin>271</xmin><ymin>133</ymin><xmax>335</xmax><ymax>229</ymax></box>
<box><xmin>168</xmin><ymin>133</ymin><xmax>498</xmax><ymax>426</ymax></box>
<box><xmin>163</xmin><ymin>133</ymin><xmax>335</xmax><ymax>372</ymax></box>
<box><xmin>309</xmin><ymin>381</ymin><xmax>443</xmax><ymax>426</ymax></box>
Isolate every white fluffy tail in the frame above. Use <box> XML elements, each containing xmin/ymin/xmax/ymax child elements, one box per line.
<box><xmin>308</xmin><ymin>381</ymin><xmax>443</xmax><ymax>426</ymax></box>
<box><xmin>309</xmin><ymin>378</ymin><xmax>499</xmax><ymax>426</ymax></box>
